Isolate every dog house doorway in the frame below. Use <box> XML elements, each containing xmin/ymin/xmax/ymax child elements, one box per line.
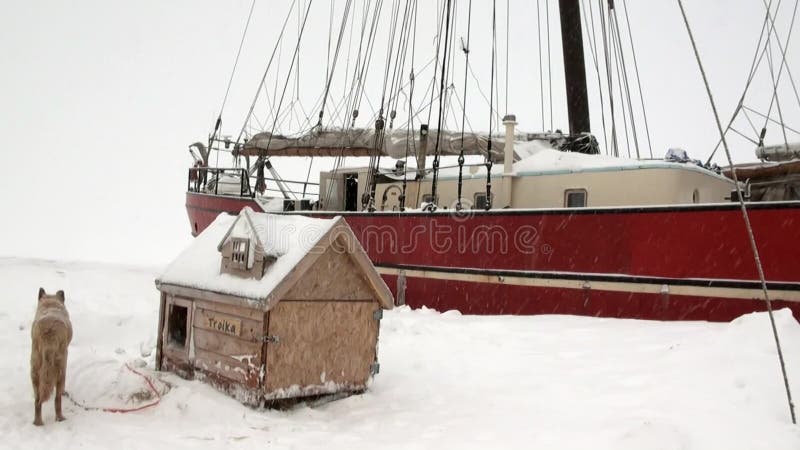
<box><xmin>168</xmin><ymin>304</ymin><xmax>188</xmax><ymax>347</ymax></box>
<box><xmin>164</xmin><ymin>297</ymin><xmax>193</xmax><ymax>353</ymax></box>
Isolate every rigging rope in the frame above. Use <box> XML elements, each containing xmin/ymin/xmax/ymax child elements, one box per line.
<box><xmin>318</xmin><ymin>0</ymin><xmax>353</xmax><ymax>128</ymax></box>
<box><xmin>428</xmin><ymin>0</ymin><xmax>454</xmax><ymax>211</ymax></box>
<box><xmin>367</xmin><ymin>0</ymin><xmax>407</xmax><ymax>210</ymax></box>
<box><xmin>457</xmin><ymin>0</ymin><xmax>474</xmax><ymax>211</ymax></box>
<box><xmin>212</xmin><ymin>0</ymin><xmax>257</xmax><ymax>170</ymax></box>
<box><xmin>426</xmin><ymin>0</ymin><xmax>448</xmax><ymax>128</ymax></box>
<box><xmin>485</xmin><ymin>0</ymin><xmax>497</xmax><ymax>210</ymax></box>
<box><xmin>677</xmin><ymin>0</ymin><xmax>796</xmax><ymax>425</ymax></box>
<box><xmin>765</xmin><ymin>33</ymin><xmax>792</xmax><ymax>153</ymax></box>
<box><xmin>401</xmin><ymin>0</ymin><xmax>419</xmax><ymax>211</ymax></box>
<box><xmin>704</xmin><ymin>0</ymin><xmax>783</xmax><ymax>164</ymax></box>
<box><xmin>759</xmin><ymin>0</ymin><xmax>800</xmax><ymax>116</ymax></box>
<box><xmin>537</xmin><ymin>0</ymin><xmax>545</xmax><ymax>130</ymax></box>
<box><xmin>598</xmin><ymin>0</ymin><xmax>618</xmax><ymax>156</ymax></box>
<box><xmin>581</xmin><ymin>0</ymin><xmax>610</xmax><ymax>154</ymax></box>
<box><xmin>761</xmin><ymin>0</ymin><xmax>798</xmax><ymax>153</ymax></box>
<box><xmin>218</xmin><ymin>0</ymin><xmax>256</xmax><ymax>125</ymax></box>
<box><xmin>546</xmin><ymin>0</ymin><xmax>553</xmax><ymax>130</ymax></box>
<box><xmin>259</xmin><ymin>0</ymin><xmax>315</xmax><ymax>165</ymax></box>
<box><xmin>744</xmin><ymin>105</ymin><xmax>800</xmax><ymax>136</ymax></box>
<box><xmin>610</xmin><ymin>5</ymin><xmax>639</xmax><ymax>158</ymax></box>
<box><xmin>606</xmin><ymin>2</ymin><xmax>631</xmax><ymax>158</ymax></box>
<box><xmin>505</xmin><ymin>0</ymin><xmax>510</xmax><ymax>116</ymax></box>
<box><xmin>325</xmin><ymin>0</ymin><xmax>386</xmax><ymax>206</ymax></box>
<box><xmin>620</xmin><ymin>0</ymin><xmax>653</xmax><ymax>157</ymax></box>
<box><xmin>323</xmin><ymin>0</ymin><xmax>368</xmax><ymax>206</ymax></box>
<box><xmin>235</xmin><ymin>0</ymin><xmax>297</xmax><ymax>147</ymax></box>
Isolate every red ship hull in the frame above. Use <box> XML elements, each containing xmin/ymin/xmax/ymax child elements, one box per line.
<box><xmin>187</xmin><ymin>191</ymin><xmax>800</xmax><ymax>321</ymax></box>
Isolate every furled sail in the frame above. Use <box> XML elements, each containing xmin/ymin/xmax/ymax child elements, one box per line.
<box><xmin>239</xmin><ymin>127</ymin><xmax>507</xmax><ymax>161</ymax></box>
<box><xmin>238</xmin><ymin>127</ymin><xmax>599</xmax><ymax>161</ymax></box>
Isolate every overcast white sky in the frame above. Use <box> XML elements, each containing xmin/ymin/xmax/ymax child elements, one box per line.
<box><xmin>1</xmin><ymin>0</ymin><xmax>798</xmax><ymax>266</ymax></box>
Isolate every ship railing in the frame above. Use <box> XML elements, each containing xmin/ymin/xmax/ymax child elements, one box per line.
<box><xmin>187</xmin><ymin>167</ymin><xmax>319</xmax><ymax>198</ymax></box>
<box><xmin>188</xmin><ymin>167</ymin><xmax>251</xmax><ymax>197</ymax></box>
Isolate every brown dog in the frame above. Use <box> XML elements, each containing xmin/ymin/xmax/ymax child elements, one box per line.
<box><xmin>30</xmin><ymin>288</ymin><xmax>73</xmax><ymax>426</ymax></box>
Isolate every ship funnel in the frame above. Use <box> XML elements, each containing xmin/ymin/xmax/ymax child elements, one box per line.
<box><xmin>503</xmin><ymin>115</ymin><xmax>517</xmax><ymax>174</ymax></box>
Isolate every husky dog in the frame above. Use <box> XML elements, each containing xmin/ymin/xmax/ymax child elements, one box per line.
<box><xmin>30</xmin><ymin>288</ymin><xmax>73</xmax><ymax>426</ymax></box>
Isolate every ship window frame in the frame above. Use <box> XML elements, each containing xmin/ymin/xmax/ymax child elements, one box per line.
<box><xmin>564</xmin><ymin>189</ymin><xmax>588</xmax><ymax>208</ymax></box>
<box><xmin>692</xmin><ymin>189</ymin><xmax>700</xmax><ymax>204</ymax></box>
<box><xmin>473</xmin><ymin>192</ymin><xmax>494</xmax><ymax>210</ymax></box>
<box><xmin>421</xmin><ymin>193</ymin><xmax>439</xmax><ymax>206</ymax></box>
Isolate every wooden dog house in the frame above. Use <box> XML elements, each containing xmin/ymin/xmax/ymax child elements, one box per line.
<box><xmin>155</xmin><ymin>207</ymin><xmax>393</xmax><ymax>406</ymax></box>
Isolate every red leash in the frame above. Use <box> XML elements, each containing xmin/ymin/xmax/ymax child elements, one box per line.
<box><xmin>65</xmin><ymin>363</ymin><xmax>163</xmax><ymax>413</ymax></box>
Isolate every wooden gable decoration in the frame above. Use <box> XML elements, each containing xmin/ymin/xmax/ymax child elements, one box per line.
<box><xmin>216</xmin><ymin>207</ymin><xmax>277</xmax><ymax>280</ymax></box>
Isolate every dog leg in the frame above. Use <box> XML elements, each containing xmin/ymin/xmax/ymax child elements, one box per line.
<box><xmin>55</xmin><ymin>362</ymin><xmax>66</xmax><ymax>422</ymax></box>
<box><xmin>34</xmin><ymin>396</ymin><xmax>43</xmax><ymax>426</ymax></box>
<box><xmin>32</xmin><ymin>367</ymin><xmax>43</xmax><ymax>426</ymax></box>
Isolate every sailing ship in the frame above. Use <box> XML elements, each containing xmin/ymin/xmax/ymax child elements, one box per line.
<box><xmin>184</xmin><ymin>0</ymin><xmax>800</xmax><ymax>321</ymax></box>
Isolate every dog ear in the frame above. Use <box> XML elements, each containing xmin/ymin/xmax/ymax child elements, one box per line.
<box><xmin>56</xmin><ymin>290</ymin><xmax>65</xmax><ymax>303</ymax></box>
<box><xmin>38</xmin><ymin>287</ymin><xmax>45</xmax><ymax>300</ymax></box>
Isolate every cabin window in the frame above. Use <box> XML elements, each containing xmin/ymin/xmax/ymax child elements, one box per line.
<box><xmin>565</xmin><ymin>189</ymin><xmax>587</xmax><ymax>207</ymax></box>
<box><xmin>231</xmin><ymin>238</ymin><xmax>249</xmax><ymax>269</ymax></box>
<box><xmin>421</xmin><ymin>194</ymin><xmax>438</xmax><ymax>205</ymax></box>
<box><xmin>168</xmin><ymin>304</ymin><xmax>188</xmax><ymax>348</ymax></box>
<box><xmin>473</xmin><ymin>192</ymin><xmax>493</xmax><ymax>209</ymax></box>
<box><xmin>692</xmin><ymin>189</ymin><xmax>700</xmax><ymax>204</ymax></box>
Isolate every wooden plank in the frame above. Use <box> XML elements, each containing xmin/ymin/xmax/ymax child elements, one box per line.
<box><xmin>193</xmin><ymin>348</ymin><xmax>260</xmax><ymax>388</ymax></box>
<box><xmin>193</xmin><ymin>307</ymin><xmax>264</xmax><ymax>342</ymax></box>
<box><xmin>278</xmin><ymin>299</ymin><xmax>373</xmax><ymax>303</ymax></box>
<box><xmin>194</xmin><ymin>348</ymin><xmax>254</xmax><ymax>372</ymax></box>
<box><xmin>155</xmin><ymin>293</ymin><xmax>166</xmax><ymax>371</ymax></box>
<box><xmin>162</xmin><ymin>356</ymin><xmax>194</xmax><ymax>380</ymax></box>
<box><xmin>193</xmin><ymin>368</ymin><xmax>263</xmax><ymax>406</ymax></box>
<box><xmin>264</xmin><ymin>301</ymin><xmax>378</xmax><ymax>394</ymax></box>
<box><xmin>193</xmin><ymin>327</ymin><xmax>262</xmax><ymax>359</ymax></box>
<box><xmin>159</xmin><ymin>283</ymin><xmax>267</xmax><ymax>310</ymax></box>
<box><xmin>195</xmin><ymin>299</ymin><xmax>264</xmax><ymax>321</ymax></box>
<box><xmin>162</xmin><ymin>345</ymin><xmax>190</xmax><ymax>364</ymax></box>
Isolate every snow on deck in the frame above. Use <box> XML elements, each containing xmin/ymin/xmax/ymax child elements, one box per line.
<box><xmin>3</xmin><ymin>258</ymin><xmax>800</xmax><ymax>449</ymax></box>
<box><xmin>157</xmin><ymin>212</ymin><xmax>337</xmax><ymax>301</ymax></box>
<box><xmin>426</xmin><ymin>142</ymin><xmax>725</xmax><ymax>181</ymax></box>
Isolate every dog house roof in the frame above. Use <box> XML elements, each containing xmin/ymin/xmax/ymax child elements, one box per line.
<box><xmin>157</xmin><ymin>208</ymin><xmax>392</xmax><ymax>305</ymax></box>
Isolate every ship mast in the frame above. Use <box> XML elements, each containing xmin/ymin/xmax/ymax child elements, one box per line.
<box><xmin>559</xmin><ymin>0</ymin><xmax>591</xmax><ymax>134</ymax></box>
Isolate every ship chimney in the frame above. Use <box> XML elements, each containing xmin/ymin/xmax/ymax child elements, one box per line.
<box><xmin>503</xmin><ymin>114</ymin><xmax>517</xmax><ymax>174</ymax></box>
<box><xmin>500</xmin><ymin>114</ymin><xmax>517</xmax><ymax>208</ymax></box>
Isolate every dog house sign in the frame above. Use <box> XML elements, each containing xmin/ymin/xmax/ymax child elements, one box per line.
<box><xmin>198</xmin><ymin>309</ymin><xmax>242</xmax><ymax>337</ymax></box>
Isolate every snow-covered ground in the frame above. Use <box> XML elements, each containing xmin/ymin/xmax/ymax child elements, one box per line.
<box><xmin>2</xmin><ymin>257</ymin><xmax>800</xmax><ymax>449</ymax></box>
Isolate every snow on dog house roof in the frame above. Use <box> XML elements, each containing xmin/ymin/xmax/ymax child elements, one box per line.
<box><xmin>156</xmin><ymin>207</ymin><xmax>393</xmax><ymax>309</ymax></box>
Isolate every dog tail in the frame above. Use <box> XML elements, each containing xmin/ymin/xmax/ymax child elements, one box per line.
<box><xmin>36</xmin><ymin>326</ymin><xmax>69</xmax><ymax>403</ymax></box>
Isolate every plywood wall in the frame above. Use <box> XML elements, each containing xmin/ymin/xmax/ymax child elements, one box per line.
<box><xmin>282</xmin><ymin>245</ymin><xmax>373</xmax><ymax>300</ymax></box>
<box><xmin>264</xmin><ymin>300</ymin><xmax>378</xmax><ymax>396</ymax></box>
